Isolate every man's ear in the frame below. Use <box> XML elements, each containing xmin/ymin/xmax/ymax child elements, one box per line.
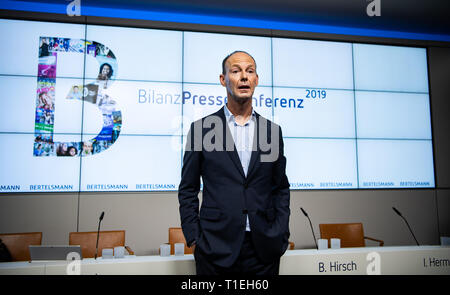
<box><xmin>219</xmin><ymin>74</ymin><xmax>226</xmax><ymax>87</ymax></box>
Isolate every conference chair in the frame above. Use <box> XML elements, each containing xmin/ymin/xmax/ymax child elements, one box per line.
<box><xmin>0</xmin><ymin>232</ymin><xmax>42</xmax><ymax>261</ymax></box>
<box><xmin>69</xmin><ymin>230</ymin><xmax>134</xmax><ymax>258</ymax></box>
<box><xmin>319</xmin><ymin>223</ymin><xmax>384</xmax><ymax>248</ymax></box>
<box><xmin>168</xmin><ymin>227</ymin><xmax>194</xmax><ymax>255</ymax></box>
<box><xmin>288</xmin><ymin>241</ymin><xmax>295</xmax><ymax>250</ymax></box>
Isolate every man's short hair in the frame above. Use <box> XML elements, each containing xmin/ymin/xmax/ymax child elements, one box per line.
<box><xmin>222</xmin><ymin>50</ymin><xmax>257</xmax><ymax>75</ymax></box>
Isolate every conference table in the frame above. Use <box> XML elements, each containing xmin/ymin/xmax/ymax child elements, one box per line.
<box><xmin>0</xmin><ymin>246</ymin><xmax>449</xmax><ymax>275</ymax></box>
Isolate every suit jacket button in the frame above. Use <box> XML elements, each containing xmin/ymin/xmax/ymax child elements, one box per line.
<box><xmin>244</xmin><ymin>183</ymin><xmax>248</xmax><ymax>189</ymax></box>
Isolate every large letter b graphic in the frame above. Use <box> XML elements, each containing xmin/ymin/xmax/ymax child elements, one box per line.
<box><xmin>34</xmin><ymin>37</ymin><xmax>122</xmax><ymax>157</ymax></box>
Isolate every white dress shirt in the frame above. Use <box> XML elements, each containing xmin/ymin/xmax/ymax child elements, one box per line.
<box><xmin>224</xmin><ymin>104</ymin><xmax>256</xmax><ymax>231</ymax></box>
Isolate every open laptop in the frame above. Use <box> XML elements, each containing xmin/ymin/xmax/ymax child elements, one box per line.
<box><xmin>29</xmin><ymin>245</ymin><xmax>83</xmax><ymax>261</ymax></box>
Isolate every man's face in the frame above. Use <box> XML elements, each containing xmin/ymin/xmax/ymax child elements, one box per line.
<box><xmin>220</xmin><ymin>52</ymin><xmax>258</xmax><ymax>104</ymax></box>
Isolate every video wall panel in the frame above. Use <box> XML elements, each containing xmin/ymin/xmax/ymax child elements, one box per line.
<box><xmin>0</xmin><ymin>18</ymin><xmax>435</xmax><ymax>192</ymax></box>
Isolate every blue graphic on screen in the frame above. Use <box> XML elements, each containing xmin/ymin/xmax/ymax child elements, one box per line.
<box><xmin>0</xmin><ymin>19</ymin><xmax>435</xmax><ymax>192</ymax></box>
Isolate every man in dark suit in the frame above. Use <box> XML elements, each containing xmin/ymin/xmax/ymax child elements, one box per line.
<box><xmin>178</xmin><ymin>51</ymin><xmax>290</xmax><ymax>275</ymax></box>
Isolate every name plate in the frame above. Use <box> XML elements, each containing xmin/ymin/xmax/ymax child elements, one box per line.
<box><xmin>280</xmin><ymin>246</ymin><xmax>450</xmax><ymax>275</ymax></box>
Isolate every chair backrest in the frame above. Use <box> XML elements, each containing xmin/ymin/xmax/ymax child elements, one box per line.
<box><xmin>168</xmin><ymin>227</ymin><xmax>193</xmax><ymax>255</ymax></box>
<box><xmin>319</xmin><ymin>223</ymin><xmax>365</xmax><ymax>248</ymax></box>
<box><xmin>0</xmin><ymin>232</ymin><xmax>42</xmax><ymax>261</ymax></box>
<box><xmin>69</xmin><ymin>230</ymin><xmax>125</xmax><ymax>258</ymax></box>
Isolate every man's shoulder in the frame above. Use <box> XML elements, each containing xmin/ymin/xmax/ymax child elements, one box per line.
<box><xmin>189</xmin><ymin>106</ymin><xmax>282</xmax><ymax>131</ymax></box>
<box><xmin>203</xmin><ymin>107</ymin><xmax>225</xmax><ymax>120</ymax></box>
<box><xmin>255</xmin><ymin>113</ymin><xmax>281</xmax><ymax>131</ymax></box>
<box><xmin>190</xmin><ymin>107</ymin><xmax>225</xmax><ymax>126</ymax></box>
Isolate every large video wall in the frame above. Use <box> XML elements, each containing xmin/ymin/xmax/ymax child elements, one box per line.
<box><xmin>0</xmin><ymin>19</ymin><xmax>435</xmax><ymax>192</ymax></box>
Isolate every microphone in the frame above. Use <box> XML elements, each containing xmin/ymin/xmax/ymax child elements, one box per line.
<box><xmin>300</xmin><ymin>207</ymin><xmax>318</xmax><ymax>250</ymax></box>
<box><xmin>94</xmin><ymin>211</ymin><xmax>105</xmax><ymax>259</ymax></box>
<box><xmin>392</xmin><ymin>207</ymin><xmax>419</xmax><ymax>246</ymax></box>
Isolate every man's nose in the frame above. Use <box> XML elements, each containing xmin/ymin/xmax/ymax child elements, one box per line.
<box><xmin>240</xmin><ymin>72</ymin><xmax>248</xmax><ymax>80</ymax></box>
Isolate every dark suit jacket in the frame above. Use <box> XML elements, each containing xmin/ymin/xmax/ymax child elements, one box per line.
<box><xmin>178</xmin><ymin>106</ymin><xmax>290</xmax><ymax>268</ymax></box>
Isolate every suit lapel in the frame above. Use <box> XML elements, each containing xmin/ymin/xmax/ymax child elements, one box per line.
<box><xmin>218</xmin><ymin>107</ymin><xmax>264</xmax><ymax>180</ymax></box>
<box><xmin>218</xmin><ymin>107</ymin><xmax>246</xmax><ymax>178</ymax></box>
<box><xmin>246</xmin><ymin>112</ymin><xmax>261</xmax><ymax>180</ymax></box>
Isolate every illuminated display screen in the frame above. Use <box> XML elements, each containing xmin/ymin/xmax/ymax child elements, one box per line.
<box><xmin>0</xmin><ymin>19</ymin><xmax>435</xmax><ymax>192</ymax></box>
